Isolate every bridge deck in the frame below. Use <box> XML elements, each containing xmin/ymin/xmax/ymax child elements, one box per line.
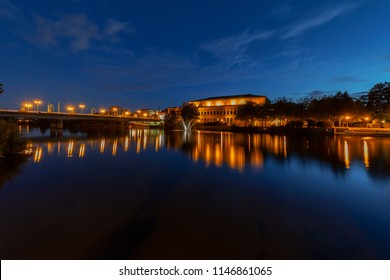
<box><xmin>0</xmin><ymin>109</ymin><xmax>162</xmax><ymax>123</ymax></box>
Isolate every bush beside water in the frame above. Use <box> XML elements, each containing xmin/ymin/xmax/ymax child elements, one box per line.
<box><xmin>0</xmin><ymin>120</ymin><xmax>26</xmax><ymax>157</ymax></box>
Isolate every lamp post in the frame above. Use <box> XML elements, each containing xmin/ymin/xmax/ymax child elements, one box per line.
<box><xmin>112</xmin><ymin>107</ymin><xmax>118</xmax><ymax>116</ymax></box>
<box><xmin>67</xmin><ymin>106</ymin><xmax>74</xmax><ymax>114</ymax></box>
<box><xmin>34</xmin><ymin>100</ymin><xmax>42</xmax><ymax>112</ymax></box>
<box><xmin>345</xmin><ymin>116</ymin><xmax>350</xmax><ymax>127</ymax></box>
<box><xmin>79</xmin><ymin>104</ymin><xmax>85</xmax><ymax>114</ymax></box>
<box><xmin>24</xmin><ymin>102</ymin><xmax>32</xmax><ymax>112</ymax></box>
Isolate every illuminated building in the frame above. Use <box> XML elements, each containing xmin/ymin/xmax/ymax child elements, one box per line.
<box><xmin>188</xmin><ymin>94</ymin><xmax>269</xmax><ymax>125</ymax></box>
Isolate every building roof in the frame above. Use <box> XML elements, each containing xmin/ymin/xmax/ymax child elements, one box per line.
<box><xmin>190</xmin><ymin>94</ymin><xmax>266</xmax><ymax>102</ymax></box>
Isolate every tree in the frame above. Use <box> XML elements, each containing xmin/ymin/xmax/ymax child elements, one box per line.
<box><xmin>236</xmin><ymin>100</ymin><xmax>261</xmax><ymax>126</ymax></box>
<box><xmin>365</xmin><ymin>82</ymin><xmax>390</xmax><ymax>116</ymax></box>
<box><xmin>270</xmin><ymin>97</ymin><xmax>296</xmax><ymax>125</ymax></box>
<box><xmin>330</xmin><ymin>91</ymin><xmax>355</xmax><ymax>126</ymax></box>
<box><xmin>163</xmin><ymin>110</ymin><xmax>179</xmax><ymax>130</ymax></box>
<box><xmin>179</xmin><ymin>103</ymin><xmax>199</xmax><ymax>131</ymax></box>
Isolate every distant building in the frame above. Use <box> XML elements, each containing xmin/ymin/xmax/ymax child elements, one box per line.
<box><xmin>108</xmin><ymin>106</ymin><xmax>124</xmax><ymax>116</ymax></box>
<box><xmin>160</xmin><ymin>107</ymin><xmax>180</xmax><ymax>119</ymax></box>
<box><xmin>188</xmin><ymin>94</ymin><xmax>269</xmax><ymax>125</ymax></box>
<box><xmin>135</xmin><ymin>108</ymin><xmax>162</xmax><ymax>119</ymax></box>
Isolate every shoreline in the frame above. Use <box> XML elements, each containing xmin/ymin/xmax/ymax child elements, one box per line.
<box><xmin>190</xmin><ymin>125</ymin><xmax>390</xmax><ymax>137</ymax></box>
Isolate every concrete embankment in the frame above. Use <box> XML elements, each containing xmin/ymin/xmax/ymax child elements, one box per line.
<box><xmin>335</xmin><ymin>127</ymin><xmax>390</xmax><ymax>136</ymax></box>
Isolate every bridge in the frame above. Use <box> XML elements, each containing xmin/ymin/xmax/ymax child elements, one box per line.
<box><xmin>0</xmin><ymin>109</ymin><xmax>164</xmax><ymax>135</ymax></box>
<box><xmin>0</xmin><ymin>109</ymin><xmax>163</xmax><ymax>123</ymax></box>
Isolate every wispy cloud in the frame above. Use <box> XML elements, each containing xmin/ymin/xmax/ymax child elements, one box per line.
<box><xmin>281</xmin><ymin>2</ymin><xmax>359</xmax><ymax>39</ymax></box>
<box><xmin>85</xmin><ymin>46</ymin><xmax>265</xmax><ymax>94</ymax></box>
<box><xmin>268</xmin><ymin>1</ymin><xmax>293</xmax><ymax>20</ymax></box>
<box><xmin>331</xmin><ymin>76</ymin><xmax>367</xmax><ymax>83</ymax></box>
<box><xmin>31</xmin><ymin>14</ymin><xmax>134</xmax><ymax>52</ymax></box>
<box><xmin>307</xmin><ymin>90</ymin><xmax>335</xmax><ymax>98</ymax></box>
<box><xmin>200</xmin><ymin>30</ymin><xmax>274</xmax><ymax>67</ymax></box>
<box><xmin>0</xmin><ymin>0</ymin><xmax>25</xmax><ymax>22</ymax></box>
<box><xmin>104</xmin><ymin>18</ymin><xmax>135</xmax><ymax>37</ymax></box>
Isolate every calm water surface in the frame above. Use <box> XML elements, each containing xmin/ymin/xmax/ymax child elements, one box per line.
<box><xmin>1</xmin><ymin>128</ymin><xmax>390</xmax><ymax>259</ymax></box>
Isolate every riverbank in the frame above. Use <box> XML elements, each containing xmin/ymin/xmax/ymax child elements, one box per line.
<box><xmin>193</xmin><ymin>125</ymin><xmax>390</xmax><ymax>136</ymax></box>
<box><xmin>335</xmin><ymin>127</ymin><xmax>390</xmax><ymax>136</ymax></box>
<box><xmin>196</xmin><ymin>125</ymin><xmax>334</xmax><ymax>135</ymax></box>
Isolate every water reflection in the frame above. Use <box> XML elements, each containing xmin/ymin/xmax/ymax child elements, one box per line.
<box><xmin>165</xmin><ymin>131</ymin><xmax>390</xmax><ymax>180</ymax></box>
<box><xmin>2</xmin><ymin>129</ymin><xmax>390</xmax><ymax>259</ymax></box>
<box><xmin>26</xmin><ymin>129</ymin><xmax>164</xmax><ymax>161</ymax></box>
<box><xmin>24</xmin><ymin>129</ymin><xmax>390</xmax><ymax>181</ymax></box>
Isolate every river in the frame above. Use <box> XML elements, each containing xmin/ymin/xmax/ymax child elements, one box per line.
<box><xmin>0</xmin><ymin>127</ymin><xmax>390</xmax><ymax>259</ymax></box>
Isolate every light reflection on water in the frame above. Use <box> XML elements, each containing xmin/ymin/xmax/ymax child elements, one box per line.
<box><xmin>24</xmin><ymin>130</ymin><xmax>390</xmax><ymax>180</ymax></box>
<box><xmin>1</xmin><ymin>129</ymin><xmax>390</xmax><ymax>259</ymax></box>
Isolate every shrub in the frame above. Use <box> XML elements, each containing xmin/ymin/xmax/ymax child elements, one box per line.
<box><xmin>0</xmin><ymin>120</ymin><xmax>26</xmax><ymax>157</ymax></box>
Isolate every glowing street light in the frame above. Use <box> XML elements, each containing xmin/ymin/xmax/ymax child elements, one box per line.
<box><xmin>67</xmin><ymin>106</ymin><xmax>75</xmax><ymax>114</ymax></box>
<box><xmin>23</xmin><ymin>102</ymin><xmax>32</xmax><ymax>111</ymax></box>
<box><xmin>345</xmin><ymin>116</ymin><xmax>350</xmax><ymax>127</ymax></box>
<box><xmin>100</xmin><ymin>108</ymin><xmax>106</xmax><ymax>114</ymax></box>
<box><xmin>34</xmin><ymin>100</ymin><xmax>42</xmax><ymax>111</ymax></box>
<box><xmin>79</xmin><ymin>104</ymin><xmax>85</xmax><ymax>114</ymax></box>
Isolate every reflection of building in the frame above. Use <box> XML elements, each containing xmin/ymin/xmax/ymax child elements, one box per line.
<box><xmin>188</xmin><ymin>94</ymin><xmax>269</xmax><ymax>125</ymax></box>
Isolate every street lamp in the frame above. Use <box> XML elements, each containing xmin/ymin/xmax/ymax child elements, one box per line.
<box><xmin>34</xmin><ymin>100</ymin><xmax>42</xmax><ymax>112</ymax></box>
<box><xmin>67</xmin><ymin>106</ymin><xmax>75</xmax><ymax>114</ymax></box>
<box><xmin>100</xmin><ymin>108</ymin><xmax>106</xmax><ymax>114</ymax></box>
<box><xmin>112</xmin><ymin>107</ymin><xmax>118</xmax><ymax>116</ymax></box>
<box><xmin>23</xmin><ymin>102</ymin><xmax>32</xmax><ymax>111</ymax></box>
<box><xmin>79</xmin><ymin>104</ymin><xmax>85</xmax><ymax>114</ymax></box>
<box><xmin>345</xmin><ymin>116</ymin><xmax>350</xmax><ymax>127</ymax></box>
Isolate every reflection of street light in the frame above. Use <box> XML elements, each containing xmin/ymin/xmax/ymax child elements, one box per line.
<box><xmin>67</xmin><ymin>106</ymin><xmax>74</xmax><ymax>114</ymax></box>
<box><xmin>79</xmin><ymin>104</ymin><xmax>85</xmax><ymax>114</ymax></box>
<box><xmin>34</xmin><ymin>100</ymin><xmax>42</xmax><ymax>111</ymax></box>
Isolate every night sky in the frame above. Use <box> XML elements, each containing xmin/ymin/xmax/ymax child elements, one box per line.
<box><xmin>1</xmin><ymin>0</ymin><xmax>389</xmax><ymax>111</ymax></box>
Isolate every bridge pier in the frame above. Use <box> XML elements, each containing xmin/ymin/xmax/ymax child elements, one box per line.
<box><xmin>50</xmin><ymin>120</ymin><xmax>63</xmax><ymax>137</ymax></box>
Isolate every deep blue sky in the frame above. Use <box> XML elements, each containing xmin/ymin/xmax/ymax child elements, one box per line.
<box><xmin>1</xmin><ymin>0</ymin><xmax>389</xmax><ymax>111</ymax></box>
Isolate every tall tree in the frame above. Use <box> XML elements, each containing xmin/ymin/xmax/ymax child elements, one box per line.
<box><xmin>270</xmin><ymin>97</ymin><xmax>296</xmax><ymax>125</ymax></box>
<box><xmin>366</xmin><ymin>82</ymin><xmax>390</xmax><ymax>116</ymax></box>
<box><xmin>163</xmin><ymin>110</ymin><xmax>179</xmax><ymax>130</ymax></box>
<box><xmin>236</xmin><ymin>100</ymin><xmax>261</xmax><ymax>126</ymax></box>
<box><xmin>330</xmin><ymin>91</ymin><xmax>355</xmax><ymax>126</ymax></box>
<box><xmin>179</xmin><ymin>103</ymin><xmax>199</xmax><ymax>131</ymax></box>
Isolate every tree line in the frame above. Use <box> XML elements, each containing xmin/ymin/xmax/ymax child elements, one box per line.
<box><xmin>165</xmin><ymin>82</ymin><xmax>390</xmax><ymax>130</ymax></box>
<box><xmin>236</xmin><ymin>82</ymin><xmax>390</xmax><ymax>127</ymax></box>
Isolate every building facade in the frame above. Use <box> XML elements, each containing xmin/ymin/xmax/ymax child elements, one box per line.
<box><xmin>188</xmin><ymin>94</ymin><xmax>269</xmax><ymax>125</ymax></box>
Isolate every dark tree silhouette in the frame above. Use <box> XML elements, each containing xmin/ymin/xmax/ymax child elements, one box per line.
<box><xmin>179</xmin><ymin>103</ymin><xmax>199</xmax><ymax>131</ymax></box>
<box><xmin>236</xmin><ymin>100</ymin><xmax>262</xmax><ymax>126</ymax></box>
<box><xmin>365</xmin><ymin>82</ymin><xmax>390</xmax><ymax>116</ymax></box>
